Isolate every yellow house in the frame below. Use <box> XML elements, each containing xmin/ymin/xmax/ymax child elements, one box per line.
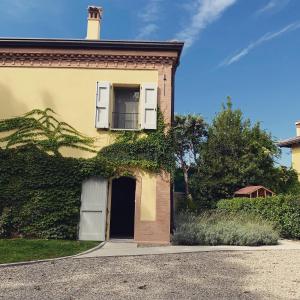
<box><xmin>0</xmin><ymin>6</ymin><xmax>183</xmax><ymax>244</ymax></box>
<box><xmin>278</xmin><ymin>122</ymin><xmax>300</xmax><ymax>180</ymax></box>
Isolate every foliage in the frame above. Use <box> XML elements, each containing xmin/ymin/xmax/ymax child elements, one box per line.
<box><xmin>0</xmin><ymin>108</ymin><xmax>174</xmax><ymax>239</ymax></box>
<box><xmin>0</xmin><ymin>208</ymin><xmax>13</xmax><ymax>238</ymax></box>
<box><xmin>0</xmin><ymin>145</ymin><xmax>115</xmax><ymax>239</ymax></box>
<box><xmin>0</xmin><ymin>108</ymin><xmax>95</xmax><ymax>156</ymax></box>
<box><xmin>287</xmin><ymin>181</ymin><xmax>300</xmax><ymax>194</ymax></box>
<box><xmin>99</xmin><ymin>111</ymin><xmax>175</xmax><ymax>174</ymax></box>
<box><xmin>0</xmin><ymin>239</ymin><xmax>98</xmax><ymax>264</ymax></box>
<box><xmin>217</xmin><ymin>195</ymin><xmax>300</xmax><ymax>239</ymax></box>
<box><xmin>174</xmin><ymin>168</ymin><xmax>185</xmax><ymax>193</ymax></box>
<box><xmin>190</xmin><ymin>98</ymin><xmax>298</xmax><ymax>210</ymax></box>
<box><xmin>172</xmin><ymin>114</ymin><xmax>207</xmax><ymax>199</ymax></box>
<box><xmin>174</xmin><ymin>185</ymin><xmax>197</xmax><ymax>211</ymax></box>
<box><xmin>270</xmin><ymin>166</ymin><xmax>300</xmax><ymax>194</ymax></box>
<box><xmin>172</xmin><ymin>211</ymin><xmax>279</xmax><ymax>246</ymax></box>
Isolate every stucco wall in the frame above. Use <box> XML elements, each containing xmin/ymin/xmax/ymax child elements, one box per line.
<box><xmin>292</xmin><ymin>146</ymin><xmax>300</xmax><ymax>180</ymax></box>
<box><xmin>0</xmin><ymin>67</ymin><xmax>158</xmax><ymax>155</ymax></box>
<box><xmin>0</xmin><ymin>68</ymin><xmax>159</xmax><ymax>122</ymax></box>
<box><xmin>0</xmin><ymin>66</ymin><xmax>161</xmax><ymax>232</ymax></box>
<box><xmin>140</xmin><ymin>173</ymin><xmax>157</xmax><ymax>221</ymax></box>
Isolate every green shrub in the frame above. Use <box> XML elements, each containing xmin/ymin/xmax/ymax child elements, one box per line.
<box><xmin>0</xmin><ymin>208</ymin><xmax>13</xmax><ymax>238</ymax></box>
<box><xmin>172</xmin><ymin>211</ymin><xmax>279</xmax><ymax>246</ymax></box>
<box><xmin>0</xmin><ymin>146</ymin><xmax>114</xmax><ymax>239</ymax></box>
<box><xmin>172</xmin><ymin>212</ymin><xmax>200</xmax><ymax>245</ymax></box>
<box><xmin>217</xmin><ymin>195</ymin><xmax>300</xmax><ymax>239</ymax></box>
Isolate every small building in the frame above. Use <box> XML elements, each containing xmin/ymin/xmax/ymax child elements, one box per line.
<box><xmin>234</xmin><ymin>186</ymin><xmax>275</xmax><ymax>198</ymax></box>
<box><xmin>278</xmin><ymin>121</ymin><xmax>300</xmax><ymax>181</ymax></box>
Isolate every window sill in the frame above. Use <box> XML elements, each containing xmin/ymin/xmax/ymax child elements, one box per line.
<box><xmin>109</xmin><ymin>128</ymin><xmax>142</xmax><ymax>132</ymax></box>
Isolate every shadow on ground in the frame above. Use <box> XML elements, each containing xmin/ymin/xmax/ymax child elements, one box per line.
<box><xmin>0</xmin><ymin>251</ymin><xmax>299</xmax><ymax>299</ymax></box>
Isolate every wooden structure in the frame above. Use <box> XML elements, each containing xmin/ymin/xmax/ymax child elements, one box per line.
<box><xmin>234</xmin><ymin>186</ymin><xmax>275</xmax><ymax>199</ymax></box>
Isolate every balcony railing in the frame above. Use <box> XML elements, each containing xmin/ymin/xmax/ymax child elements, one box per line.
<box><xmin>112</xmin><ymin>112</ymin><xmax>139</xmax><ymax>130</ymax></box>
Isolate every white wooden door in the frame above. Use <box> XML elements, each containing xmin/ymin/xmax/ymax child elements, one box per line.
<box><xmin>79</xmin><ymin>177</ymin><xmax>108</xmax><ymax>241</ymax></box>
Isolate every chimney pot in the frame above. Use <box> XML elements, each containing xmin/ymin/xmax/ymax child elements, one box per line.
<box><xmin>86</xmin><ymin>6</ymin><xmax>103</xmax><ymax>40</ymax></box>
<box><xmin>296</xmin><ymin>121</ymin><xmax>300</xmax><ymax>136</ymax></box>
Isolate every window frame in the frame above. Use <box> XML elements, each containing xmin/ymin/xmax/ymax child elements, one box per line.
<box><xmin>109</xmin><ymin>84</ymin><xmax>142</xmax><ymax>131</ymax></box>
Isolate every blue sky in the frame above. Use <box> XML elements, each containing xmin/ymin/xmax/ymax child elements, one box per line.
<box><xmin>0</xmin><ymin>0</ymin><xmax>299</xmax><ymax>165</ymax></box>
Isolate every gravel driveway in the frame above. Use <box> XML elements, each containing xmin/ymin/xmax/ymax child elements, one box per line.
<box><xmin>0</xmin><ymin>250</ymin><xmax>299</xmax><ymax>300</ymax></box>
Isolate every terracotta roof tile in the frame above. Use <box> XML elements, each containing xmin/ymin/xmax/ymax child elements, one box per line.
<box><xmin>234</xmin><ymin>186</ymin><xmax>264</xmax><ymax>195</ymax></box>
<box><xmin>234</xmin><ymin>186</ymin><xmax>274</xmax><ymax>195</ymax></box>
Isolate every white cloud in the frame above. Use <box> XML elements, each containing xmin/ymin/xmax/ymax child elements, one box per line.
<box><xmin>257</xmin><ymin>0</ymin><xmax>277</xmax><ymax>14</ymax></box>
<box><xmin>136</xmin><ymin>24</ymin><xmax>159</xmax><ymax>39</ymax></box>
<box><xmin>136</xmin><ymin>0</ymin><xmax>162</xmax><ymax>40</ymax></box>
<box><xmin>138</xmin><ymin>0</ymin><xmax>162</xmax><ymax>23</ymax></box>
<box><xmin>256</xmin><ymin>0</ymin><xmax>291</xmax><ymax>15</ymax></box>
<box><xmin>174</xmin><ymin>0</ymin><xmax>238</xmax><ymax>49</ymax></box>
<box><xmin>220</xmin><ymin>22</ymin><xmax>300</xmax><ymax>67</ymax></box>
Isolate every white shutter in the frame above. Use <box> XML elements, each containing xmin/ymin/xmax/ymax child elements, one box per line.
<box><xmin>141</xmin><ymin>83</ymin><xmax>158</xmax><ymax>129</ymax></box>
<box><xmin>95</xmin><ymin>81</ymin><xmax>110</xmax><ymax>129</ymax></box>
<box><xmin>79</xmin><ymin>177</ymin><xmax>108</xmax><ymax>241</ymax></box>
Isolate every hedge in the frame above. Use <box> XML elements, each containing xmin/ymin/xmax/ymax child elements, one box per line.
<box><xmin>217</xmin><ymin>195</ymin><xmax>300</xmax><ymax>239</ymax></box>
<box><xmin>172</xmin><ymin>211</ymin><xmax>279</xmax><ymax>246</ymax></box>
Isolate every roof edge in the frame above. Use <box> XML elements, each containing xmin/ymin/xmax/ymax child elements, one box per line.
<box><xmin>0</xmin><ymin>38</ymin><xmax>184</xmax><ymax>68</ymax></box>
<box><xmin>234</xmin><ymin>185</ymin><xmax>274</xmax><ymax>195</ymax></box>
<box><xmin>0</xmin><ymin>38</ymin><xmax>184</xmax><ymax>53</ymax></box>
<box><xmin>277</xmin><ymin>136</ymin><xmax>300</xmax><ymax>148</ymax></box>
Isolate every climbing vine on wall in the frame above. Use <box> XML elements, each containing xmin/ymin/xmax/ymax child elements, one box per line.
<box><xmin>99</xmin><ymin>112</ymin><xmax>175</xmax><ymax>174</ymax></box>
<box><xmin>0</xmin><ymin>108</ymin><xmax>95</xmax><ymax>156</ymax></box>
<box><xmin>0</xmin><ymin>108</ymin><xmax>175</xmax><ymax>239</ymax></box>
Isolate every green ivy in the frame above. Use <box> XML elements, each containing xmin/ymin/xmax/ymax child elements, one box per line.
<box><xmin>99</xmin><ymin>112</ymin><xmax>175</xmax><ymax>174</ymax></box>
<box><xmin>0</xmin><ymin>108</ymin><xmax>175</xmax><ymax>239</ymax></box>
<box><xmin>0</xmin><ymin>108</ymin><xmax>95</xmax><ymax>156</ymax></box>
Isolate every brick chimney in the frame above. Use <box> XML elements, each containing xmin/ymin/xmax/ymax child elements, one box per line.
<box><xmin>296</xmin><ymin>121</ymin><xmax>300</xmax><ymax>137</ymax></box>
<box><xmin>86</xmin><ymin>6</ymin><xmax>103</xmax><ymax>40</ymax></box>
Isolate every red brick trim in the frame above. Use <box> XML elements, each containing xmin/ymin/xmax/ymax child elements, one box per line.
<box><xmin>0</xmin><ymin>48</ymin><xmax>178</xmax><ymax>70</ymax></box>
<box><xmin>134</xmin><ymin>172</ymin><xmax>171</xmax><ymax>244</ymax></box>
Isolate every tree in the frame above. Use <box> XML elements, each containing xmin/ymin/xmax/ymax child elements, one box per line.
<box><xmin>269</xmin><ymin>166</ymin><xmax>299</xmax><ymax>194</ymax></box>
<box><xmin>0</xmin><ymin>108</ymin><xmax>95</xmax><ymax>156</ymax></box>
<box><xmin>190</xmin><ymin>98</ymin><xmax>296</xmax><ymax>209</ymax></box>
<box><xmin>173</xmin><ymin>114</ymin><xmax>207</xmax><ymax>201</ymax></box>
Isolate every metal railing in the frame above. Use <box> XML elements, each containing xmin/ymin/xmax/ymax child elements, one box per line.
<box><xmin>112</xmin><ymin>112</ymin><xmax>139</xmax><ymax>130</ymax></box>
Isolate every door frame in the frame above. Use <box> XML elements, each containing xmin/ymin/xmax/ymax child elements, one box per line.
<box><xmin>105</xmin><ymin>176</ymin><xmax>140</xmax><ymax>240</ymax></box>
<box><xmin>105</xmin><ymin>179</ymin><xmax>112</xmax><ymax>240</ymax></box>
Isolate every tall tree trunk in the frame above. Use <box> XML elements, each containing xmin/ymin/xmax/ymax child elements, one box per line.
<box><xmin>179</xmin><ymin>156</ymin><xmax>193</xmax><ymax>206</ymax></box>
<box><xmin>183</xmin><ymin>168</ymin><xmax>190</xmax><ymax>197</ymax></box>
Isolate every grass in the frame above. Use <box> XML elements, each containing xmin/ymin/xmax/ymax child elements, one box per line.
<box><xmin>172</xmin><ymin>211</ymin><xmax>279</xmax><ymax>246</ymax></box>
<box><xmin>0</xmin><ymin>239</ymin><xmax>99</xmax><ymax>264</ymax></box>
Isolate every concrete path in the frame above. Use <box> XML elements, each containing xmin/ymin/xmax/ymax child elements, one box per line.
<box><xmin>76</xmin><ymin>239</ymin><xmax>300</xmax><ymax>258</ymax></box>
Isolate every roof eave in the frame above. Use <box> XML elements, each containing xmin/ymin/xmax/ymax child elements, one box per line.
<box><xmin>277</xmin><ymin>140</ymin><xmax>300</xmax><ymax>148</ymax></box>
<box><xmin>0</xmin><ymin>38</ymin><xmax>184</xmax><ymax>54</ymax></box>
<box><xmin>0</xmin><ymin>38</ymin><xmax>184</xmax><ymax>68</ymax></box>
<box><xmin>277</xmin><ymin>143</ymin><xmax>293</xmax><ymax>148</ymax></box>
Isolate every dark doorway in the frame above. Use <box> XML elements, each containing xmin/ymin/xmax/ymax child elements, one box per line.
<box><xmin>110</xmin><ymin>177</ymin><xmax>136</xmax><ymax>238</ymax></box>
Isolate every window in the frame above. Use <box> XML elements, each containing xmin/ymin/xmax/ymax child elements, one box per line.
<box><xmin>95</xmin><ymin>82</ymin><xmax>158</xmax><ymax>131</ymax></box>
<box><xmin>112</xmin><ymin>87</ymin><xmax>140</xmax><ymax>130</ymax></box>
